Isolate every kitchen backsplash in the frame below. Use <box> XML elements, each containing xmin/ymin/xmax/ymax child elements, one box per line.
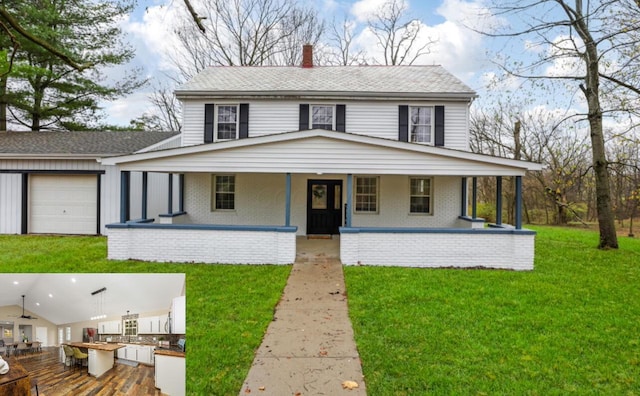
<box><xmin>98</xmin><ymin>333</ymin><xmax>183</xmax><ymax>345</ymax></box>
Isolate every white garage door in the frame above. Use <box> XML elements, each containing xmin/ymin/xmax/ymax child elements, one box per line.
<box><xmin>30</xmin><ymin>175</ymin><xmax>97</xmax><ymax>234</ymax></box>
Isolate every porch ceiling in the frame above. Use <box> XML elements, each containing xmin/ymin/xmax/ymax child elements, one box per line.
<box><xmin>99</xmin><ymin>130</ymin><xmax>542</xmax><ymax>176</ymax></box>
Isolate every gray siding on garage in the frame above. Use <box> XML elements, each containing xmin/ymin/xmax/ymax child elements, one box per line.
<box><xmin>0</xmin><ymin>173</ymin><xmax>22</xmax><ymax>234</ymax></box>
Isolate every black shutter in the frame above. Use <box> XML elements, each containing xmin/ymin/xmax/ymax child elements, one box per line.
<box><xmin>336</xmin><ymin>104</ymin><xmax>346</xmax><ymax>132</ymax></box>
<box><xmin>299</xmin><ymin>104</ymin><xmax>309</xmax><ymax>131</ymax></box>
<box><xmin>204</xmin><ymin>104</ymin><xmax>214</xmax><ymax>143</ymax></box>
<box><xmin>239</xmin><ymin>103</ymin><xmax>249</xmax><ymax>139</ymax></box>
<box><xmin>435</xmin><ymin>105</ymin><xmax>445</xmax><ymax>147</ymax></box>
<box><xmin>398</xmin><ymin>105</ymin><xmax>408</xmax><ymax>142</ymax></box>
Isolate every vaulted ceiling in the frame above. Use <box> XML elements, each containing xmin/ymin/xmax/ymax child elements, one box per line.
<box><xmin>0</xmin><ymin>274</ymin><xmax>185</xmax><ymax>325</ymax></box>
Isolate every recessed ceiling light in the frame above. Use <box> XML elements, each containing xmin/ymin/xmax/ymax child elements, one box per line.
<box><xmin>36</xmin><ymin>303</ymin><xmax>40</xmax><ymax>306</ymax></box>
<box><xmin>13</xmin><ymin>281</ymin><xmax>18</xmax><ymax>285</ymax></box>
<box><xmin>48</xmin><ymin>294</ymin><xmax>53</xmax><ymax>298</ymax></box>
<box><xmin>71</xmin><ymin>278</ymin><xmax>76</xmax><ymax>283</ymax></box>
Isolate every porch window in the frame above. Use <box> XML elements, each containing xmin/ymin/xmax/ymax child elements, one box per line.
<box><xmin>216</xmin><ymin>105</ymin><xmax>238</xmax><ymax>140</ymax></box>
<box><xmin>410</xmin><ymin>106</ymin><xmax>433</xmax><ymax>144</ymax></box>
<box><xmin>354</xmin><ymin>176</ymin><xmax>378</xmax><ymax>213</ymax></box>
<box><xmin>311</xmin><ymin>105</ymin><xmax>334</xmax><ymax>130</ymax></box>
<box><xmin>409</xmin><ymin>177</ymin><xmax>432</xmax><ymax>214</ymax></box>
<box><xmin>212</xmin><ymin>175</ymin><xmax>235</xmax><ymax>210</ymax></box>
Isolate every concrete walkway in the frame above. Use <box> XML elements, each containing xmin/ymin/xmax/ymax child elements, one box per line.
<box><xmin>239</xmin><ymin>240</ymin><xmax>367</xmax><ymax>395</ymax></box>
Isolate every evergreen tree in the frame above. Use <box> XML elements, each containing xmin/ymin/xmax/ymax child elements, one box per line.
<box><xmin>1</xmin><ymin>0</ymin><xmax>145</xmax><ymax>131</ymax></box>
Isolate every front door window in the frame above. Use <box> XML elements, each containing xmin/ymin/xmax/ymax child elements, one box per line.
<box><xmin>307</xmin><ymin>180</ymin><xmax>342</xmax><ymax>234</ymax></box>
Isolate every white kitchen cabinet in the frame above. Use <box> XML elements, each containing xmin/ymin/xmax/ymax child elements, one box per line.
<box><xmin>116</xmin><ymin>344</ymin><xmax>155</xmax><ymax>365</ymax></box>
<box><xmin>138</xmin><ymin>315</ymin><xmax>169</xmax><ymax>334</ymax></box>
<box><xmin>98</xmin><ymin>320</ymin><xmax>121</xmax><ymax>334</ymax></box>
<box><xmin>136</xmin><ymin>345</ymin><xmax>154</xmax><ymax>365</ymax></box>
<box><xmin>155</xmin><ymin>354</ymin><xmax>185</xmax><ymax>396</ymax></box>
<box><xmin>171</xmin><ymin>296</ymin><xmax>186</xmax><ymax>334</ymax></box>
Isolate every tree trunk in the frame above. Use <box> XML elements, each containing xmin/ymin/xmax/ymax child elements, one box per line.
<box><xmin>583</xmin><ymin>45</ymin><xmax>618</xmax><ymax>248</ymax></box>
<box><xmin>0</xmin><ymin>75</ymin><xmax>6</xmax><ymax>131</ymax></box>
<box><xmin>573</xmin><ymin>0</ymin><xmax>618</xmax><ymax>248</ymax></box>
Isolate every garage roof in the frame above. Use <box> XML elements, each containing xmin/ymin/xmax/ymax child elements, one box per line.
<box><xmin>0</xmin><ymin>131</ymin><xmax>179</xmax><ymax>156</ymax></box>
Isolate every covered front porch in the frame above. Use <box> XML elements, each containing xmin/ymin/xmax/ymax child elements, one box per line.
<box><xmin>101</xmin><ymin>130</ymin><xmax>542</xmax><ymax>270</ymax></box>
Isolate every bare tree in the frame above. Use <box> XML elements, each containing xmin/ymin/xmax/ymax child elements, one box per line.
<box><xmin>366</xmin><ymin>0</ymin><xmax>436</xmax><ymax>65</ymax></box>
<box><xmin>477</xmin><ymin>0</ymin><xmax>640</xmax><ymax>249</ymax></box>
<box><xmin>326</xmin><ymin>17</ymin><xmax>367</xmax><ymax>66</ymax></box>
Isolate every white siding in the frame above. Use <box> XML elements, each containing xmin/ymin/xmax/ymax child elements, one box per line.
<box><xmin>0</xmin><ymin>174</ymin><xmax>21</xmax><ymax>234</ymax></box>
<box><xmin>181</xmin><ymin>100</ymin><xmax>206</xmax><ymax>146</ymax></box>
<box><xmin>249</xmin><ymin>101</ymin><xmax>299</xmax><ymax>136</ymax></box>
<box><xmin>0</xmin><ymin>159</ymin><xmax>104</xmax><ymax>171</ymax></box>
<box><xmin>115</xmin><ymin>136</ymin><xmax>526</xmax><ymax>176</ymax></box>
<box><xmin>180</xmin><ymin>99</ymin><xmax>470</xmax><ymax>150</ymax></box>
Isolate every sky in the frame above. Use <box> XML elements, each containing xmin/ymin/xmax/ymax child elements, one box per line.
<box><xmin>100</xmin><ymin>0</ymin><xmax>573</xmax><ymax>128</ymax></box>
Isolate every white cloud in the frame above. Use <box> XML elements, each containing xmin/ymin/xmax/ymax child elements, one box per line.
<box><xmin>352</xmin><ymin>0</ymin><xmax>498</xmax><ymax>84</ymax></box>
<box><xmin>102</xmin><ymin>91</ymin><xmax>154</xmax><ymax>126</ymax></box>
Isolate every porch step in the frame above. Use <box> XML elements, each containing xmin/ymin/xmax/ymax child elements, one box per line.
<box><xmin>307</xmin><ymin>234</ymin><xmax>333</xmax><ymax>240</ymax></box>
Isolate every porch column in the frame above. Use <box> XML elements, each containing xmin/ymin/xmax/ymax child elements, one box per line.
<box><xmin>167</xmin><ymin>174</ymin><xmax>173</xmax><ymax>215</ymax></box>
<box><xmin>495</xmin><ymin>176</ymin><xmax>502</xmax><ymax>225</ymax></box>
<box><xmin>285</xmin><ymin>173</ymin><xmax>291</xmax><ymax>226</ymax></box>
<box><xmin>460</xmin><ymin>177</ymin><xmax>467</xmax><ymax>216</ymax></box>
<box><xmin>179</xmin><ymin>174</ymin><xmax>185</xmax><ymax>212</ymax></box>
<box><xmin>120</xmin><ymin>171</ymin><xmax>130</xmax><ymax>223</ymax></box>
<box><xmin>141</xmin><ymin>172</ymin><xmax>148</xmax><ymax>219</ymax></box>
<box><xmin>346</xmin><ymin>174</ymin><xmax>353</xmax><ymax>227</ymax></box>
<box><xmin>515</xmin><ymin>176</ymin><xmax>522</xmax><ymax>229</ymax></box>
<box><xmin>472</xmin><ymin>177</ymin><xmax>478</xmax><ymax>219</ymax></box>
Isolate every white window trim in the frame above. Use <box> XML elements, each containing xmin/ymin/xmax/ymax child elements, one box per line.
<box><xmin>408</xmin><ymin>176</ymin><xmax>434</xmax><ymax>215</ymax></box>
<box><xmin>409</xmin><ymin>106</ymin><xmax>434</xmax><ymax>145</ymax></box>
<box><xmin>211</xmin><ymin>174</ymin><xmax>236</xmax><ymax>211</ymax></box>
<box><xmin>353</xmin><ymin>176</ymin><xmax>379</xmax><ymax>214</ymax></box>
<box><xmin>310</xmin><ymin>104</ymin><xmax>336</xmax><ymax>130</ymax></box>
<box><xmin>214</xmin><ymin>104</ymin><xmax>239</xmax><ymax>142</ymax></box>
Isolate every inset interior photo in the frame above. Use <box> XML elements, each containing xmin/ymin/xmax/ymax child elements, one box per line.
<box><xmin>0</xmin><ymin>273</ymin><xmax>185</xmax><ymax>396</ymax></box>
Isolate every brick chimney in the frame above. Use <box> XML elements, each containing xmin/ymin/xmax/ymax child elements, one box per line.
<box><xmin>302</xmin><ymin>44</ymin><xmax>313</xmax><ymax>68</ymax></box>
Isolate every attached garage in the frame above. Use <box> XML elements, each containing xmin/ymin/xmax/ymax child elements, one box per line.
<box><xmin>29</xmin><ymin>174</ymin><xmax>99</xmax><ymax>235</ymax></box>
<box><xmin>0</xmin><ymin>131</ymin><xmax>180</xmax><ymax>235</ymax></box>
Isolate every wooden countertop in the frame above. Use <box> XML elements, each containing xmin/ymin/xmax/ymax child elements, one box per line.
<box><xmin>65</xmin><ymin>342</ymin><xmax>125</xmax><ymax>352</ymax></box>
<box><xmin>154</xmin><ymin>349</ymin><xmax>185</xmax><ymax>358</ymax></box>
<box><xmin>0</xmin><ymin>357</ymin><xmax>29</xmax><ymax>386</ymax></box>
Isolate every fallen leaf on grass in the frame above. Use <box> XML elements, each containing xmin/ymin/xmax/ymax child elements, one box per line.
<box><xmin>342</xmin><ymin>380</ymin><xmax>359</xmax><ymax>390</ymax></box>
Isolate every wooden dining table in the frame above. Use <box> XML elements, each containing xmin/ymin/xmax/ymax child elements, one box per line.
<box><xmin>3</xmin><ymin>342</ymin><xmax>33</xmax><ymax>358</ymax></box>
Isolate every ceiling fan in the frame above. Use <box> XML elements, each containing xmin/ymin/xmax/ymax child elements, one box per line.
<box><xmin>17</xmin><ymin>295</ymin><xmax>38</xmax><ymax>320</ymax></box>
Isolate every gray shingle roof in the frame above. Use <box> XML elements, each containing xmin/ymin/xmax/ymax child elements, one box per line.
<box><xmin>175</xmin><ymin>65</ymin><xmax>476</xmax><ymax>98</ymax></box>
<box><xmin>0</xmin><ymin>131</ymin><xmax>179</xmax><ymax>156</ymax></box>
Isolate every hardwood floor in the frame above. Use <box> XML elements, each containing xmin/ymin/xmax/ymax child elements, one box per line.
<box><xmin>9</xmin><ymin>347</ymin><xmax>165</xmax><ymax>396</ymax></box>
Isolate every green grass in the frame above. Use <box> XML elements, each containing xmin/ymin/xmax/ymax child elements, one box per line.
<box><xmin>3</xmin><ymin>228</ymin><xmax>639</xmax><ymax>395</ymax></box>
<box><xmin>0</xmin><ymin>235</ymin><xmax>291</xmax><ymax>395</ymax></box>
<box><xmin>344</xmin><ymin>226</ymin><xmax>640</xmax><ymax>395</ymax></box>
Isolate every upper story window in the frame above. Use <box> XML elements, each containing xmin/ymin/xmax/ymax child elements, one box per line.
<box><xmin>410</xmin><ymin>106</ymin><xmax>433</xmax><ymax>144</ymax></box>
<box><xmin>216</xmin><ymin>105</ymin><xmax>238</xmax><ymax>141</ymax></box>
<box><xmin>311</xmin><ymin>105</ymin><xmax>334</xmax><ymax>130</ymax></box>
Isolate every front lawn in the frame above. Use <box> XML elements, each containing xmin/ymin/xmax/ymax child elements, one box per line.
<box><xmin>0</xmin><ymin>235</ymin><xmax>291</xmax><ymax>395</ymax></box>
<box><xmin>344</xmin><ymin>226</ymin><xmax>640</xmax><ymax>395</ymax></box>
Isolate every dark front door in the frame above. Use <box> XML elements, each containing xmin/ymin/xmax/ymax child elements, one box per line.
<box><xmin>307</xmin><ymin>180</ymin><xmax>343</xmax><ymax>235</ymax></box>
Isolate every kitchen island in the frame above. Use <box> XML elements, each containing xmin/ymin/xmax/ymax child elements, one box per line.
<box><xmin>65</xmin><ymin>342</ymin><xmax>125</xmax><ymax>378</ymax></box>
<box><xmin>154</xmin><ymin>349</ymin><xmax>185</xmax><ymax>396</ymax></box>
